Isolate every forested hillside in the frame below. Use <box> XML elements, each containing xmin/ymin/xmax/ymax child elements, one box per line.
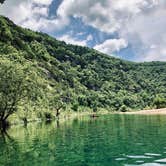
<box><xmin>0</xmin><ymin>15</ymin><xmax>166</xmax><ymax>123</ymax></box>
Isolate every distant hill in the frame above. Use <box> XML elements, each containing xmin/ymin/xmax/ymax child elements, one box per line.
<box><xmin>0</xmin><ymin>15</ymin><xmax>166</xmax><ymax>119</ymax></box>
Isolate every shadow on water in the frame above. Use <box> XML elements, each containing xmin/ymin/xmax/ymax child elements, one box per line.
<box><xmin>44</xmin><ymin>119</ymin><xmax>60</xmax><ymax>128</ymax></box>
<box><xmin>0</xmin><ymin>120</ymin><xmax>10</xmax><ymax>133</ymax></box>
<box><xmin>0</xmin><ymin>126</ymin><xmax>22</xmax><ymax>166</ymax></box>
<box><xmin>0</xmin><ymin>129</ymin><xmax>13</xmax><ymax>143</ymax></box>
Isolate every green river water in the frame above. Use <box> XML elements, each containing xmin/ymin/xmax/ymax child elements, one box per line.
<box><xmin>1</xmin><ymin>114</ymin><xmax>166</xmax><ymax>166</ymax></box>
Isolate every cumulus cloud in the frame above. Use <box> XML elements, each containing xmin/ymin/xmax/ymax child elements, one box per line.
<box><xmin>33</xmin><ymin>0</ymin><xmax>53</xmax><ymax>5</ymax></box>
<box><xmin>0</xmin><ymin>0</ymin><xmax>166</xmax><ymax>61</ymax></box>
<box><xmin>58</xmin><ymin>34</ymin><xmax>87</xmax><ymax>46</ymax></box>
<box><xmin>58</xmin><ymin>34</ymin><xmax>94</xmax><ymax>46</ymax></box>
<box><xmin>120</xmin><ymin>2</ymin><xmax>166</xmax><ymax>61</ymax></box>
<box><xmin>57</xmin><ymin>0</ymin><xmax>158</xmax><ymax>33</ymax></box>
<box><xmin>56</xmin><ymin>0</ymin><xmax>166</xmax><ymax>61</ymax></box>
<box><xmin>0</xmin><ymin>0</ymin><xmax>68</xmax><ymax>32</ymax></box>
<box><xmin>94</xmin><ymin>38</ymin><xmax>128</xmax><ymax>55</ymax></box>
<box><xmin>86</xmin><ymin>34</ymin><xmax>93</xmax><ymax>41</ymax></box>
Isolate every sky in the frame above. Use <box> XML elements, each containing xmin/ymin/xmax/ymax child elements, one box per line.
<box><xmin>0</xmin><ymin>0</ymin><xmax>166</xmax><ymax>62</ymax></box>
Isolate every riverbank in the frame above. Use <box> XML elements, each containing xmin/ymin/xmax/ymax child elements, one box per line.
<box><xmin>7</xmin><ymin>109</ymin><xmax>110</xmax><ymax>127</ymax></box>
<box><xmin>122</xmin><ymin>108</ymin><xmax>166</xmax><ymax>115</ymax></box>
<box><xmin>5</xmin><ymin>108</ymin><xmax>166</xmax><ymax>129</ymax></box>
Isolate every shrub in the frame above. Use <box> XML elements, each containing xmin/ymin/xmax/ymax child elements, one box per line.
<box><xmin>153</xmin><ymin>97</ymin><xmax>166</xmax><ymax>109</ymax></box>
<box><xmin>119</xmin><ymin>105</ymin><xmax>128</xmax><ymax>112</ymax></box>
<box><xmin>72</xmin><ymin>103</ymin><xmax>79</xmax><ymax>112</ymax></box>
<box><xmin>44</xmin><ymin>112</ymin><xmax>53</xmax><ymax>120</ymax></box>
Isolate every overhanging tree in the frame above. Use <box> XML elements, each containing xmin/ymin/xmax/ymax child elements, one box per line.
<box><xmin>0</xmin><ymin>58</ymin><xmax>42</xmax><ymax>127</ymax></box>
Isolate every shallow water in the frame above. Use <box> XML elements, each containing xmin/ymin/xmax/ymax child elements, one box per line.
<box><xmin>1</xmin><ymin>114</ymin><xmax>166</xmax><ymax>166</ymax></box>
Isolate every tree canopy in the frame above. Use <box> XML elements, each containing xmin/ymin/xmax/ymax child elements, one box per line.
<box><xmin>0</xmin><ymin>58</ymin><xmax>45</xmax><ymax>126</ymax></box>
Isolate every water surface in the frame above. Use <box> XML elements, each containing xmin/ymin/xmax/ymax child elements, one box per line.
<box><xmin>1</xmin><ymin>114</ymin><xmax>166</xmax><ymax>166</ymax></box>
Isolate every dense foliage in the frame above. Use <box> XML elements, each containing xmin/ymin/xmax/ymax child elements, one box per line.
<box><xmin>0</xmin><ymin>15</ymin><xmax>166</xmax><ymax>123</ymax></box>
<box><xmin>0</xmin><ymin>58</ymin><xmax>45</xmax><ymax>125</ymax></box>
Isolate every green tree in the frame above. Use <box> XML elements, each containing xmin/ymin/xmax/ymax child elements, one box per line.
<box><xmin>72</xmin><ymin>102</ymin><xmax>79</xmax><ymax>112</ymax></box>
<box><xmin>0</xmin><ymin>59</ymin><xmax>42</xmax><ymax>128</ymax></box>
<box><xmin>153</xmin><ymin>97</ymin><xmax>166</xmax><ymax>109</ymax></box>
<box><xmin>119</xmin><ymin>105</ymin><xmax>128</xmax><ymax>112</ymax></box>
<box><xmin>50</xmin><ymin>91</ymin><xmax>67</xmax><ymax>118</ymax></box>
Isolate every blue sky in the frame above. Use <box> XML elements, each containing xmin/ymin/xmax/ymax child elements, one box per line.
<box><xmin>0</xmin><ymin>0</ymin><xmax>166</xmax><ymax>62</ymax></box>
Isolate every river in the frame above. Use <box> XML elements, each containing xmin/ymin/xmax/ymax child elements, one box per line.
<box><xmin>1</xmin><ymin>114</ymin><xmax>166</xmax><ymax>166</ymax></box>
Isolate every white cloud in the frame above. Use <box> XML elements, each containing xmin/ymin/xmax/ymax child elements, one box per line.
<box><xmin>58</xmin><ymin>33</ymin><xmax>94</xmax><ymax>46</ymax></box>
<box><xmin>86</xmin><ymin>34</ymin><xmax>93</xmax><ymax>41</ymax></box>
<box><xmin>94</xmin><ymin>38</ymin><xmax>128</xmax><ymax>55</ymax></box>
<box><xmin>56</xmin><ymin>0</ymin><xmax>166</xmax><ymax>61</ymax></box>
<box><xmin>58</xmin><ymin>35</ymin><xmax>87</xmax><ymax>46</ymax></box>
<box><xmin>32</xmin><ymin>6</ymin><xmax>48</xmax><ymax>16</ymax></box>
<box><xmin>0</xmin><ymin>0</ymin><xmax>67</xmax><ymax>32</ymax></box>
<box><xmin>33</xmin><ymin>0</ymin><xmax>53</xmax><ymax>5</ymax></box>
<box><xmin>57</xmin><ymin>0</ymin><xmax>158</xmax><ymax>33</ymax></box>
<box><xmin>120</xmin><ymin>1</ymin><xmax>166</xmax><ymax>61</ymax></box>
<box><xmin>142</xmin><ymin>47</ymin><xmax>166</xmax><ymax>61</ymax></box>
<box><xmin>0</xmin><ymin>0</ymin><xmax>166</xmax><ymax>61</ymax></box>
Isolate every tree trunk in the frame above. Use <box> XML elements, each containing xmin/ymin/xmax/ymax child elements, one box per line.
<box><xmin>56</xmin><ymin>109</ymin><xmax>60</xmax><ymax>117</ymax></box>
<box><xmin>0</xmin><ymin>119</ymin><xmax>9</xmax><ymax>131</ymax></box>
<box><xmin>55</xmin><ymin>106</ymin><xmax>62</xmax><ymax>118</ymax></box>
<box><xmin>0</xmin><ymin>111</ymin><xmax>10</xmax><ymax>131</ymax></box>
<box><xmin>0</xmin><ymin>111</ymin><xmax>5</xmax><ymax>122</ymax></box>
